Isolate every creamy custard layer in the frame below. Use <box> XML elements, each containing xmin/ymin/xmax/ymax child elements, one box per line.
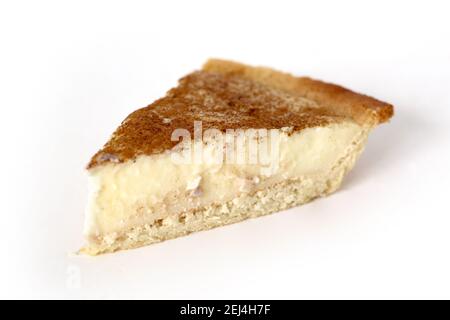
<box><xmin>85</xmin><ymin>121</ymin><xmax>363</xmax><ymax>238</ymax></box>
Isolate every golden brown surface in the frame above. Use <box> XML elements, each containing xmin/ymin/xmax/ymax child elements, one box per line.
<box><xmin>88</xmin><ymin>59</ymin><xmax>393</xmax><ymax>169</ymax></box>
<box><xmin>203</xmin><ymin>59</ymin><xmax>394</xmax><ymax>125</ymax></box>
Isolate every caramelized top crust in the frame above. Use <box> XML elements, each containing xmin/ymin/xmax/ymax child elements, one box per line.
<box><xmin>88</xmin><ymin>60</ymin><xmax>393</xmax><ymax>169</ymax></box>
<box><xmin>203</xmin><ymin>59</ymin><xmax>394</xmax><ymax>125</ymax></box>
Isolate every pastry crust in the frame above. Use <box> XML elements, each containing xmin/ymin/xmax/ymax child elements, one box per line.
<box><xmin>88</xmin><ymin>59</ymin><xmax>393</xmax><ymax>169</ymax></box>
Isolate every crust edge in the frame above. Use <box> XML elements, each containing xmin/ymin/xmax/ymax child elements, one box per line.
<box><xmin>203</xmin><ymin>58</ymin><xmax>394</xmax><ymax>126</ymax></box>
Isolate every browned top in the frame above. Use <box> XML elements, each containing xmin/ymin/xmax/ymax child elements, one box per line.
<box><xmin>88</xmin><ymin>59</ymin><xmax>393</xmax><ymax>169</ymax></box>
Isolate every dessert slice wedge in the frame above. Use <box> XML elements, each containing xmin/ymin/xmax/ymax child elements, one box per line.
<box><xmin>82</xmin><ymin>59</ymin><xmax>393</xmax><ymax>255</ymax></box>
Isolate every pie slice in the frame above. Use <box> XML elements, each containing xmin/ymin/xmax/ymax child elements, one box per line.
<box><xmin>82</xmin><ymin>59</ymin><xmax>393</xmax><ymax>255</ymax></box>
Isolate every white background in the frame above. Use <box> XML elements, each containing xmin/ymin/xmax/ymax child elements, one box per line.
<box><xmin>1</xmin><ymin>0</ymin><xmax>449</xmax><ymax>299</ymax></box>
